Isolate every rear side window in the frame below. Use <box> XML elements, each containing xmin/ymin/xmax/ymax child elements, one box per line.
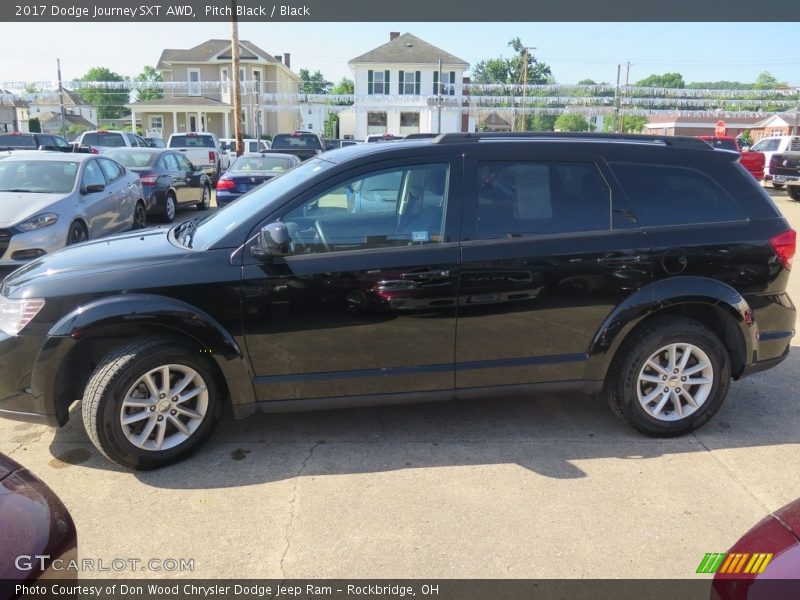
<box><xmin>0</xmin><ymin>134</ymin><xmax>35</xmax><ymax>147</ymax></box>
<box><xmin>472</xmin><ymin>161</ymin><xmax>610</xmax><ymax>238</ymax></box>
<box><xmin>610</xmin><ymin>162</ymin><xmax>746</xmax><ymax>227</ymax></box>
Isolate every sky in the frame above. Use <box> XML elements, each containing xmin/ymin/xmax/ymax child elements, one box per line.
<box><xmin>0</xmin><ymin>22</ymin><xmax>799</xmax><ymax>87</ymax></box>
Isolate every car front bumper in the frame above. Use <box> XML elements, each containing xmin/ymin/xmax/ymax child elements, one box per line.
<box><xmin>0</xmin><ymin>332</ymin><xmax>58</xmax><ymax>426</ymax></box>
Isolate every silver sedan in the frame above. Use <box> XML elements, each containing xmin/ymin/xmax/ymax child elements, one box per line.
<box><xmin>0</xmin><ymin>153</ymin><xmax>146</xmax><ymax>273</ymax></box>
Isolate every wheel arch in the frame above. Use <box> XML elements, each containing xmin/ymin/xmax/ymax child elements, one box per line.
<box><xmin>33</xmin><ymin>293</ymin><xmax>255</xmax><ymax>426</ymax></box>
<box><xmin>586</xmin><ymin>276</ymin><xmax>755</xmax><ymax>384</ymax></box>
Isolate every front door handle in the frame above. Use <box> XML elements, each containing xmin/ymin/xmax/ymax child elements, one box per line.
<box><xmin>402</xmin><ymin>269</ymin><xmax>450</xmax><ymax>279</ymax></box>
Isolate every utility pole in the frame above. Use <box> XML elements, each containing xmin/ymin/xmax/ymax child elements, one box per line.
<box><xmin>57</xmin><ymin>58</ymin><xmax>67</xmax><ymax>137</ymax></box>
<box><xmin>614</xmin><ymin>64</ymin><xmax>621</xmax><ymax>133</ymax></box>
<box><xmin>231</xmin><ymin>0</ymin><xmax>243</xmax><ymax>157</ymax></box>
<box><xmin>619</xmin><ymin>61</ymin><xmax>632</xmax><ymax>133</ymax></box>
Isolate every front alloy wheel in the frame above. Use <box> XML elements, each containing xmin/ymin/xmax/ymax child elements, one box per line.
<box><xmin>82</xmin><ymin>337</ymin><xmax>221</xmax><ymax>469</ymax></box>
<box><xmin>197</xmin><ymin>185</ymin><xmax>211</xmax><ymax>210</ymax></box>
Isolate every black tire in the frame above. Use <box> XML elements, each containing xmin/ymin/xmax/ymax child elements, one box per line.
<box><xmin>162</xmin><ymin>193</ymin><xmax>177</xmax><ymax>223</ymax></box>
<box><xmin>788</xmin><ymin>186</ymin><xmax>800</xmax><ymax>202</ymax></box>
<box><xmin>132</xmin><ymin>200</ymin><xmax>147</xmax><ymax>230</ymax></box>
<box><xmin>606</xmin><ymin>317</ymin><xmax>730</xmax><ymax>436</ymax></box>
<box><xmin>196</xmin><ymin>184</ymin><xmax>211</xmax><ymax>211</ymax></box>
<box><xmin>66</xmin><ymin>221</ymin><xmax>88</xmax><ymax>245</ymax></box>
<box><xmin>81</xmin><ymin>337</ymin><xmax>222</xmax><ymax>470</ymax></box>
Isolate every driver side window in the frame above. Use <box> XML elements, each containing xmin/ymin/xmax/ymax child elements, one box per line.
<box><xmin>282</xmin><ymin>163</ymin><xmax>449</xmax><ymax>254</ymax></box>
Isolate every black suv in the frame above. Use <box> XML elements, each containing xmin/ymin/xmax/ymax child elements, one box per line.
<box><xmin>0</xmin><ymin>132</ymin><xmax>73</xmax><ymax>152</ymax></box>
<box><xmin>0</xmin><ymin>133</ymin><xmax>795</xmax><ymax>469</ymax></box>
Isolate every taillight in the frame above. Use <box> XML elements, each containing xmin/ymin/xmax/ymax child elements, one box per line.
<box><xmin>209</xmin><ymin>150</ymin><xmax>217</xmax><ymax>164</ymax></box>
<box><xmin>770</xmin><ymin>229</ymin><xmax>796</xmax><ymax>270</ymax></box>
<box><xmin>769</xmin><ymin>156</ymin><xmax>778</xmax><ymax>170</ymax></box>
<box><xmin>90</xmin><ymin>147</ymin><xmax>99</xmax><ymax>154</ymax></box>
<box><xmin>139</xmin><ymin>175</ymin><xmax>158</xmax><ymax>186</ymax></box>
<box><xmin>216</xmin><ymin>178</ymin><xmax>235</xmax><ymax>191</ymax></box>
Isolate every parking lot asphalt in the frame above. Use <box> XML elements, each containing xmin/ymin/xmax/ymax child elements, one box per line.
<box><xmin>2</xmin><ymin>189</ymin><xmax>799</xmax><ymax>579</ymax></box>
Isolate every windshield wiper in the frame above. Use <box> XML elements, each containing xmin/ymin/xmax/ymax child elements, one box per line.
<box><xmin>0</xmin><ymin>188</ymin><xmax>35</xmax><ymax>193</ymax></box>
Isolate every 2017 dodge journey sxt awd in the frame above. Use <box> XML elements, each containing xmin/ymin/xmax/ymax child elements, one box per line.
<box><xmin>0</xmin><ymin>133</ymin><xmax>794</xmax><ymax>469</ymax></box>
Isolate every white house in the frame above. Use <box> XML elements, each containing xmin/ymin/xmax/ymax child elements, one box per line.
<box><xmin>347</xmin><ymin>32</ymin><xmax>470</xmax><ymax>141</ymax></box>
<box><xmin>29</xmin><ymin>89</ymin><xmax>98</xmax><ymax>127</ymax></box>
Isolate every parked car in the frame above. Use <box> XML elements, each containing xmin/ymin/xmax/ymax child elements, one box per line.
<box><xmin>166</xmin><ymin>132</ymin><xmax>228</xmax><ymax>183</ymax></box>
<box><xmin>697</xmin><ymin>135</ymin><xmax>740</xmax><ymax>152</ymax></box>
<box><xmin>0</xmin><ymin>452</ymin><xmax>77</xmax><ymax>587</ymax></box>
<box><xmin>75</xmin><ymin>130</ymin><xmax>149</xmax><ymax>153</ymax></box>
<box><xmin>216</xmin><ymin>152</ymin><xmax>301</xmax><ymax>208</ymax></box>
<box><xmin>746</xmin><ymin>135</ymin><xmax>800</xmax><ymax>188</ymax></box>
<box><xmin>220</xmin><ymin>138</ymin><xmax>270</xmax><ymax>156</ymax></box>
<box><xmin>402</xmin><ymin>133</ymin><xmax>440</xmax><ymax>140</ymax></box>
<box><xmin>104</xmin><ymin>148</ymin><xmax>212</xmax><ymax>223</ymax></box>
<box><xmin>0</xmin><ymin>132</ymin><xmax>794</xmax><ymax>470</ymax></box>
<box><xmin>697</xmin><ymin>135</ymin><xmax>764</xmax><ymax>181</ymax></box>
<box><xmin>0</xmin><ymin>153</ymin><xmax>145</xmax><ymax>278</ymax></box>
<box><xmin>712</xmin><ymin>498</ymin><xmax>800</xmax><ymax>599</ymax></box>
<box><xmin>143</xmin><ymin>137</ymin><xmax>166</xmax><ymax>149</ymax></box>
<box><xmin>268</xmin><ymin>131</ymin><xmax>325</xmax><ymax>161</ymax></box>
<box><xmin>0</xmin><ymin>132</ymin><xmax>74</xmax><ymax>153</ymax></box>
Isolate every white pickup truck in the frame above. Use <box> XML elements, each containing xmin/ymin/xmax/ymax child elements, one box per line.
<box><xmin>166</xmin><ymin>132</ymin><xmax>230</xmax><ymax>183</ymax></box>
<box><xmin>745</xmin><ymin>135</ymin><xmax>800</xmax><ymax>189</ymax></box>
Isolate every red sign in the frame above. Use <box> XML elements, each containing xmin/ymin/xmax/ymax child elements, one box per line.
<box><xmin>715</xmin><ymin>120</ymin><xmax>727</xmax><ymax>137</ymax></box>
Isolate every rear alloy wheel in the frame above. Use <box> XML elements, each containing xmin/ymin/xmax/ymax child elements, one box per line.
<box><xmin>197</xmin><ymin>185</ymin><xmax>211</xmax><ymax>210</ymax></box>
<box><xmin>607</xmin><ymin>317</ymin><xmax>730</xmax><ymax>436</ymax></box>
<box><xmin>788</xmin><ymin>186</ymin><xmax>800</xmax><ymax>202</ymax></box>
<box><xmin>163</xmin><ymin>193</ymin><xmax>176</xmax><ymax>223</ymax></box>
<box><xmin>81</xmin><ymin>337</ymin><xmax>221</xmax><ymax>469</ymax></box>
<box><xmin>132</xmin><ymin>201</ymin><xmax>147</xmax><ymax>230</ymax></box>
<box><xmin>66</xmin><ymin>221</ymin><xmax>88</xmax><ymax>245</ymax></box>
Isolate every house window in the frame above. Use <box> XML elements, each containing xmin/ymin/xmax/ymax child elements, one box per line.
<box><xmin>150</xmin><ymin>115</ymin><xmax>163</xmax><ymax>130</ymax></box>
<box><xmin>400</xmin><ymin>112</ymin><xmax>420</xmax><ymax>134</ymax></box>
<box><xmin>402</xmin><ymin>71</ymin><xmax>416</xmax><ymax>95</ymax></box>
<box><xmin>367</xmin><ymin>111</ymin><xmax>387</xmax><ymax>135</ymax></box>
<box><xmin>221</xmin><ymin>67</ymin><xmax>230</xmax><ymax>94</ymax></box>
<box><xmin>187</xmin><ymin>69</ymin><xmax>201</xmax><ymax>96</ymax></box>
<box><xmin>253</xmin><ymin>70</ymin><xmax>262</xmax><ymax>95</ymax></box>
<box><xmin>368</xmin><ymin>70</ymin><xmax>389</xmax><ymax>95</ymax></box>
<box><xmin>433</xmin><ymin>71</ymin><xmax>457</xmax><ymax>96</ymax></box>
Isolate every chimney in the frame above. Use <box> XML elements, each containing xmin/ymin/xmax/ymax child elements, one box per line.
<box><xmin>390</xmin><ymin>32</ymin><xmax>400</xmax><ymax>41</ymax></box>
<box><xmin>275</xmin><ymin>54</ymin><xmax>282</xmax><ymax>64</ymax></box>
<box><xmin>283</xmin><ymin>53</ymin><xmax>291</xmax><ymax>69</ymax></box>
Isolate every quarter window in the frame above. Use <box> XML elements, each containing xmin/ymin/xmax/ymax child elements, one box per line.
<box><xmin>609</xmin><ymin>162</ymin><xmax>746</xmax><ymax>227</ymax></box>
<box><xmin>470</xmin><ymin>161</ymin><xmax>610</xmax><ymax>238</ymax></box>
<box><xmin>282</xmin><ymin>164</ymin><xmax>449</xmax><ymax>254</ymax></box>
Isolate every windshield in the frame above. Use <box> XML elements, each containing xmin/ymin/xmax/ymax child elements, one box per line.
<box><xmin>271</xmin><ymin>134</ymin><xmax>322</xmax><ymax>149</ymax></box>
<box><xmin>0</xmin><ymin>159</ymin><xmax>79</xmax><ymax>193</ymax></box>
<box><xmin>169</xmin><ymin>135</ymin><xmax>215</xmax><ymax>148</ymax></box>
<box><xmin>187</xmin><ymin>157</ymin><xmax>334</xmax><ymax>250</ymax></box>
<box><xmin>230</xmin><ymin>155</ymin><xmax>294</xmax><ymax>172</ymax></box>
<box><xmin>105</xmin><ymin>150</ymin><xmax>159</xmax><ymax>168</ymax></box>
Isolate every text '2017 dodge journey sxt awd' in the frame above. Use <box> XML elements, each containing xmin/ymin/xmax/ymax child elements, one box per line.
<box><xmin>0</xmin><ymin>133</ymin><xmax>795</xmax><ymax>469</ymax></box>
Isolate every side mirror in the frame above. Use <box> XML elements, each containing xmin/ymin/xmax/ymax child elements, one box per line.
<box><xmin>82</xmin><ymin>183</ymin><xmax>105</xmax><ymax>194</ymax></box>
<box><xmin>251</xmin><ymin>222</ymin><xmax>291</xmax><ymax>260</ymax></box>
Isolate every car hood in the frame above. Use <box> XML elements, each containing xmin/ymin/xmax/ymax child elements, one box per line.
<box><xmin>0</xmin><ymin>192</ymin><xmax>72</xmax><ymax>228</ymax></box>
<box><xmin>2</xmin><ymin>226</ymin><xmax>187</xmax><ymax>294</ymax></box>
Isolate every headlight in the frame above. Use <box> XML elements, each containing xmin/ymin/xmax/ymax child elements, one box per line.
<box><xmin>0</xmin><ymin>296</ymin><xmax>45</xmax><ymax>335</ymax></box>
<box><xmin>18</xmin><ymin>213</ymin><xmax>58</xmax><ymax>232</ymax></box>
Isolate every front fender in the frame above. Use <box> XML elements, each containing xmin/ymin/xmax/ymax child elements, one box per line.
<box><xmin>585</xmin><ymin>276</ymin><xmax>755</xmax><ymax>382</ymax></box>
<box><xmin>32</xmin><ymin>293</ymin><xmax>255</xmax><ymax>425</ymax></box>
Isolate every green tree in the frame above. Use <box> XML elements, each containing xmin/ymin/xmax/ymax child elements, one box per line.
<box><xmin>28</xmin><ymin>117</ymin><xmax>41</xmax><ymax>133</ymax></box>
<box><xmin>635</xmin><ymin>72</ymin><xmax>685</xmax><ymax>88</ymax></box>
<box><xmin>753</xmin><ymin>71</ymin><xmax>787</xmax><ymax>90</ymax></box>
<box><xmin>472</xmin><ymin>38</ymin><xmax>553</xmax><ymax>85</ymax></box>
<box><xmin>554</xmin><ymin>113</ymin><xmax>589</xmax><ymax>132</ymax></box>
<box><xmin>134</xmin><ymin>65</ymin><xmax>164</xmax><ymax>102</ymax></box>
<box><xmin>330</xmin><ymin>78</ymin><xmax>354</xmax><ymax>95</ymax></box>
<box><xmin>602</xmin><ymin>113</ymin><xmax>647</xmax><ymax>133</ymax></box>
<box><xmin>577</xmin><ymin>79</ymin><xmax>597</xmax><ymax>85</ymax></box>
<box><xmin>529</xmin><ymin>113</ymin><xmax>557</xmax><ymax>131</ymax></box>
<box><xmin>299</xmin><ymin>69</ymin><xmax>331</xmax><ymax>94</ymax></box>
<box><xmin>77</xmin><ymin>67</ymin><xmax>130</xmax><ymax>119</ymax></box>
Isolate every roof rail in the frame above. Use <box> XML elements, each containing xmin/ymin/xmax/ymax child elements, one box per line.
<box><xmin>432</xmin><ymin>131</ymin><xmax>711</xmax><ymax>150</ymax></box>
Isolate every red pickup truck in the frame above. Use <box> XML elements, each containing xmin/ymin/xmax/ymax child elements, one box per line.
<box><xmin>697</xmin><ymin>135</ymin><xmax>764</xmax><ymax>181</ymax></box>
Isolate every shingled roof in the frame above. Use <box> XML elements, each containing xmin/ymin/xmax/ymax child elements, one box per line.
<box><xmin>157</xmin><ymin>39</ymin><xmax>279</xmax><ymax>69</ymax></box>
<box><xmin>349</xmin><ymin>33</ymin><xmax>469</xmax><ymax>67</ymax></box>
